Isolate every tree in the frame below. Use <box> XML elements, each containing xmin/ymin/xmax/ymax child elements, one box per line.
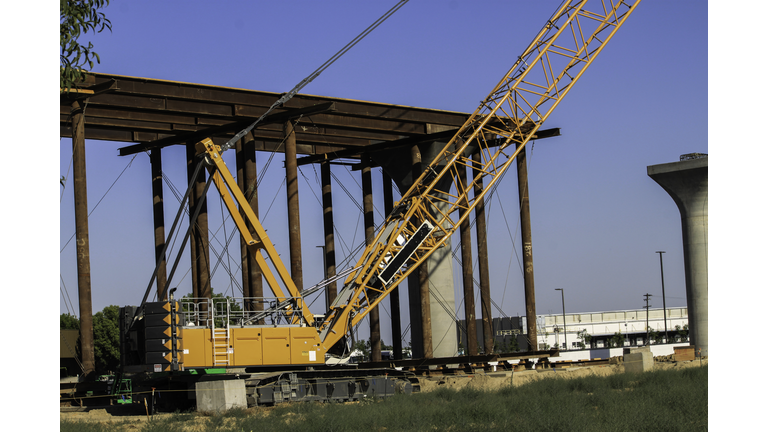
<box><xmin>652</xmin><ymin>328</ymin><xmax>665</xmax><ymax>345</ymax></box>
<box><xmin>352</xmin><ymin>339</ymin><xmax>371</xmax><ymax>361</ymax></box>
<box><xmin>647</xmin><ymin>327</ymin><xmax>660</xmax><ymax>345</ymax></box>
<box><xmin>675</xmin><ymin>324</ymin><xmax>689</xmax><ymax>342</ymax></box>
<box><xmin>541</xmin><ymin>329</ymin><xmax>551</xmax><ymax>350</ymax></box>
<box><xmin>60</xmin><ymin>0</ymin><xmax>112</xmax><ymax>91</ymax></box>
<box><xmin>350</xmin><ymin>339</ymin><xmax>391</xmax><ymax>361</ymax></box>
<box><xmin>92</xmin><ymin>305</ymin><xmax>120</xmax><ymax>373</ymax></box>
<box><xmin>181</xmin><ymin>292</ymin><xmax>243</xmax><ymax>310</ymax></box>
<box><xmin>609</xmin><ymin>331</ymin><xmax>625</xmax><ymax>348</ymax></box>
<box><xmin>60</xmin><ymin>313</ymin><xmax>80</xmax><ymax>330</ymax></box>
<box><xmin>576</xmin><ymin>329</ymin><xmax>591</xmax><ymax>349</ymax></box>
<box><xmin>60</xmin><ymin>313</ymin><xmax>82</xmax><ymax>368</ymax></box>
<box><xmin>495</xmin><ymin>336</ymin><xmax>519</xmax><ymax>353</ymax></box>
<box><xmin>402</xmin><ymin>341</ymin><xmax>412</xmax><ymax>359</ymax></box>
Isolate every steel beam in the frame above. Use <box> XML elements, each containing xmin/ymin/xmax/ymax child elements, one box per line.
<box><xmin>296</xmin><ymin>128</ymin><xmax>559</xmax><ymax>167</ymax></box>
<box><xmin>118</xmin><ymin>102</ymin><xmax>336</xmax><ymax>156</ymax></box>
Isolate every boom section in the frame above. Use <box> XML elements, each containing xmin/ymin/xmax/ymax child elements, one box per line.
<box><xmin>195</xmin><ymin>138</ymin><xmax>314</xmax><ymax>327</ymax></box>
<box><xmin>318</xmin><ymin>0</ymin><xmax>641</xmax><ymax>347</ymax></box>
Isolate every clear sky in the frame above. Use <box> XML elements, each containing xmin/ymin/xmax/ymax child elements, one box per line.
<box><xmin>55</xmin><ymin>1</ymin><xmax>713</xmax><ymax>348</ymax></box>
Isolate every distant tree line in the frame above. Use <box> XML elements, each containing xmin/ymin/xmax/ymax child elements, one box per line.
<box><xmin>61</xmin><ymin>305</ymin><xmax>120</xmax><ymax>374</ymax></box>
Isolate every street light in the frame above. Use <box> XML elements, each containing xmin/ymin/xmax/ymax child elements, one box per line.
<box><xmin>656</xmin><ymin>251</ymin><xmax>668</xmax><ymax>344</ymax></box>
<box><xmin>555</xmin><ymin>288</ymin><xmax>566</xmax><ymax>350</ymax></box>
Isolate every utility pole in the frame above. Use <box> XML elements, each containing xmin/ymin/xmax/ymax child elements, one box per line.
<box><xmin>555</xmin><ymin>288</ymin><xmax>566</xmax><ymax>350</ymax></box>
<box><xmin>656</xmin><ymin>251</ymin><xmax>668</xmax><ymax>343</ymax></box>
<box><xmin>643</xmin><ymin>293</ymin><xmax>652</xmax><ymax>345</ymax></box>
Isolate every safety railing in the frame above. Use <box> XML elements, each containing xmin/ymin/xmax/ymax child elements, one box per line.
<box><xmin>178</xmin><ymin>296</ymin><xmax>307</xmax><ymax>328</ymax></box>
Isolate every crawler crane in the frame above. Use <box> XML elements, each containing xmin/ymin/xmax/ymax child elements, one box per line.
<box><xmin>119</xmin><ymin>0</ymin><xmax>642</xmax><ymax>408</ymax></box>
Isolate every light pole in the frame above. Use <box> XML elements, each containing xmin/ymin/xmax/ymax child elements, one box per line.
<box><xmin>643</xmin><ymin>293</ymin><xmax>652</xmax><ymax>345</ymax></box>
<box><xmin>555</xmin><ymin>288</ymin><xmax>566</xmax><ymax>350</ymax></box>
<box><xmin>655</xmin><ymin>251</ymin><xmax>668</xmax><ymax>344</ymax></box>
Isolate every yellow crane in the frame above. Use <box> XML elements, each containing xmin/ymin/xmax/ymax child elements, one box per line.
<box><xmin>124</xmin><ymin>0</ymin><xmax>642</xmax><ymax>374</ymax></box>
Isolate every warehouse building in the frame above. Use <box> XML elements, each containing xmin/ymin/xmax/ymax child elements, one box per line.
<box><xmin>458</xmin><ymin>307</ymin><xmax>689</xmax><ymax>355</ymax></box>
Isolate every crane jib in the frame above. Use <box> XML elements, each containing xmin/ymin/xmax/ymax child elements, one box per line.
<box><xmin>377</xmin><ymin>220</ymin><xmax>435</xmax><ymax>287</ymax></box>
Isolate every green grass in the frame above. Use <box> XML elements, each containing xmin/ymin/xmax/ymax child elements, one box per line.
<box><xmin>60</xmin><ymin>365</ymin><xmax>707</xmax><ymax>432</ymax></box>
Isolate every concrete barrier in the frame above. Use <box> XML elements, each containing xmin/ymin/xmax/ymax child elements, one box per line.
<box><xmin>195</xmin><ymin>379</ymin><xmax>247</xmax><ymax>413</ymax></box>
<box><xmin>623</xmin><ymin>346</ymin><xmax>654</xmax><ymax>373</ymax></box>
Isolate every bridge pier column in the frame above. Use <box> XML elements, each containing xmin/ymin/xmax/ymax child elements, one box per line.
<box><xmin>648</xmin><ymin>156</ymin><xmax>708</xmax><ymax>357</ymax></box>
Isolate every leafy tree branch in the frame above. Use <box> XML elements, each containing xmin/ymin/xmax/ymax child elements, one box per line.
<box><xmin>60</xmin><ymin>0</ymin><xmax>112</xmax><ymax>92</ymax></box>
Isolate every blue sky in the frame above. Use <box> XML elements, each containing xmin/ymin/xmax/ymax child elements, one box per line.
<box><xmin>54</xmin><ymin>1</ymin><xmax>713</xmax><ymax>344</ymax></box>
<box><xmin>54</xmin><ymin>1</ymin><xmax>718</xmax><ymax>347</ymax></box>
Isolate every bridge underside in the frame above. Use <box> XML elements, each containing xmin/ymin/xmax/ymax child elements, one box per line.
<box><xmin>61</xmin><ymin>72</ymin><xmax>559</xmax><ymax>364</ymax></box>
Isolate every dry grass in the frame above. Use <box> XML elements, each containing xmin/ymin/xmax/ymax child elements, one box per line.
<box><xmin>61</xmin><ymin>361</ymin><xmax>707</xmax><ymax>432</ymax></box>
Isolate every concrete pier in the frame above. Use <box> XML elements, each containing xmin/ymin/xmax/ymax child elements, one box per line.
<box><xmin>647</xmin><ymin>155</ymin><xmax>708</xmax><ymax>357</ymax></box>
<box><xmin>372</xmin><ymin>140</ymin><xmax>459</xmax><ymax>359</ymax></box>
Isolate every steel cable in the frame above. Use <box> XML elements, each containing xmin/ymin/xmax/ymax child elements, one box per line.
<box><xmin>219</xmin><ymin>1</ymin><xmax>410</xmax><ymax>154</ymax></box>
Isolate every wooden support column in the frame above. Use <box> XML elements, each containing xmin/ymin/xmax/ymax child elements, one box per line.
<box><xmin>236</xmin><ymin>135</ymin><xmax>263</xmax><ymax>313</ymax></box>
<box><xmin>71</xmin><ymin>99</ymin><xmax>95</xmax><ymax>378</ymax></box>
<box><xmin>284</xmin><ymin>121</ymin><xmax>303</xmax><ymax>291</ymax></box>
<box><xmin>382</xmin><ymin>171</ymin><xmax>403</xmax><ymax>360</ymax></box>
<box><xmin>150</xmin><ymin>149</ymin><xmax>168</xmax><ymax>301</ymax></box>
<box><xmin>472</xmin><ymin>150</ymin><xmax>494</xmax><ymax>354</ymax></box>
<box><xmin>186</xmin><ymin>142</ymin><xmax>211</xmax><ymax>307</ymax></box>
<box><xmin>362</xmin><ymin>155</ymin><xmax>381</xmax><ymax>362</ymax></box>
<box><xmin>516</xmin><ymin>143</ymin><xmax>537</xmax><ymax>350</ymax></box>
<box><xmin>321</xmin><ymin>161</ymin><xmax>337</xmax><ymax>306</ymax></box>
<box><xmin>419</xmin><ymin>264</ymin><xmax>433</xmax><ymax>359</ymax></box>
<box><xmin>457</xmin><ymin>164</ymin><xmax>478</xmax><ymax>356</ymax></box>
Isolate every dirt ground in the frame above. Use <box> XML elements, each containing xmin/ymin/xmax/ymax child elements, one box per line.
<box><xmin>60</xmin><ymin>359</ymin><xmax>708</xmax><ymax>427</ymax></box>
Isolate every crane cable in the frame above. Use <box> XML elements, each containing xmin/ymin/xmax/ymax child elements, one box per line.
<box><xmin>60</xmin><ymin>153</ymin><xmax>139</xmax><ymax>254</ymax></box>
<box><xmin>219</xmin><ymin>0</ymin><xmax>410</xmax><ymax>155</ymax></box>
<box><xmin>164</xmin><ymin>0</ymin><xmax>411</xmax><ymax>291</ymax></box>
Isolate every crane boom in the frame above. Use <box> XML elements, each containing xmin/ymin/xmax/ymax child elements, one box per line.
<box><xmin>145</xmin><ymin>0</ymin><xmax>645</xmax><ymax>369</ymax></box>
<box><xmin>316</xmin><ymin>0</ymin><xmax>642</xmax><ymax>349</ymax></box>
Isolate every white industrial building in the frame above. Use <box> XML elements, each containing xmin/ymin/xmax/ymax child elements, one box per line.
<box><xmin>456</xmin><ymin>306</ymin><xmax>692</xmax><ymax>367</ymax></box>
<box><xmin>530</xmin><ymin>307</ymin><xmax>689</xmax><ymax>351</ymax></box>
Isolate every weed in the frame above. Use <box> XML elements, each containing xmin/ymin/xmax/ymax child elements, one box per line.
<box><xmin>60</xmin><ymin>421</ymin><xmax>111</xmax><ymax>432</ymax></box>
<box><xmin>140</xmin><ymin>412</ymin><xmax>202</xmax><ymax>432</ymax></box>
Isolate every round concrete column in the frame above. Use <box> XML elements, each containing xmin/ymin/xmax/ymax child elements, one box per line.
<box><xmin>648</xmin><ymin>156</ymin><xmax>708</xmax><ymax>357</ymax></box>
<box><xmin>371</xmin><ymin>140</ymin><xmax>459</xmax><ymax>359</ymax></box>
